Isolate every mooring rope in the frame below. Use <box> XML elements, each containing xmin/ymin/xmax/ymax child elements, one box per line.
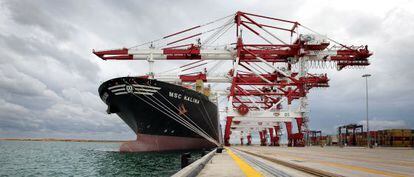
<box><xmin>121</xmin><ymin>80</ymin><xmax>220</xmax><ymax>145</ymax></box>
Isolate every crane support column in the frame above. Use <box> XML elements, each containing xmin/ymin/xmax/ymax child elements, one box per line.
<box><xmin>274</xmin><ymin>125</ymin><xmax>280</xmax><ymax>146</ymax></box>
<box><xmin>262</xmin><ymin>129</ymin><xmax>268</xmax><ymax>146</ymax></box>
<box><xmin>247</xmin><ymin>134</ymin><xmax>252</xmax><ymax>145</ymax></box>
<box><xmin>224</xmin><ymin>116</ymin><xmax>233</xmax><ymax>146</ymax></box>
<box><xmin>285</xmin><ymin>122</ymin><xmax>293</xmax><ymax>146</ymax></box>
<box><xmin>269</xmin><ymin>128</ymin><xmax>274</xmax><ymax>146</ymax></box>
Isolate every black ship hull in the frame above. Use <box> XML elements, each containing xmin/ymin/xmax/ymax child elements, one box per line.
<box><xmin>98</xmin><ymin>77</ymin><xmax>219</xmax><ymax>152</ymax></box>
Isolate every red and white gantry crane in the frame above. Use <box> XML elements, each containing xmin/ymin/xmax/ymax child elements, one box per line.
<box><xmin>94</xmin><ymin>11</ymin><xmax>372</xmax><ymax>146</ymax></box>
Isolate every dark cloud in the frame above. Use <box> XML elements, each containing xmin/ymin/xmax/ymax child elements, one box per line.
<box><xmin>5</xmin><ymin>1</ymin><xmax>76</xmax><ymax>40</ymax></box>
<box><xmin>0</xmin><ymin>33</ymin><xmax>99</xmax><ymax>83</ymax></box>
<box><xmin>0</xmin><ymin>0</ymin><xmax>133</xmax><ymax>139</ymax></box>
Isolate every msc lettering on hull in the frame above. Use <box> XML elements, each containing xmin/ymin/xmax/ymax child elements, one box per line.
<box><xmin>168</xmin><ymin>91</ymin><xmax>200</xmax><ymax>104</ymax></box>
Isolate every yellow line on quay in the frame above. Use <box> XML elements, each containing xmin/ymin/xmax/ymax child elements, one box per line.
<box><xmin>226</xmin><ymin>148</ymin><xmax>263</xmax><ymax>177</ymax></box>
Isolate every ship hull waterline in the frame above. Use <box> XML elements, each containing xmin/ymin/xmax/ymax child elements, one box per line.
<box><xmin>120</xmin><ymin>134</ymin><xmax>216</xmax><ymax>152</ymax></box>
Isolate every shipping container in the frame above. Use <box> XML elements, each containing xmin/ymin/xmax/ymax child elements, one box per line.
<box><xmin>336</xmin><ymin>128</ymin><xmax>413</xmax><ymax>147</ymax></box>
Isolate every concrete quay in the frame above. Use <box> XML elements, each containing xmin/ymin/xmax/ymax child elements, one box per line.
<box><xmin>174</xmin><ymin>146</ymin><xmax>414</xmax><ymax>177</ymax></box>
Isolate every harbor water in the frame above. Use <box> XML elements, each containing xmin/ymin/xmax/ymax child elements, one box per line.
<box><xmin>0</xmin><ymin>141</ymin><xmax>201</xmax><ymax>177</ymax></box>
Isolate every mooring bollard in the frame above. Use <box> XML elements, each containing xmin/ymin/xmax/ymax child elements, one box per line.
<box><xmin>216</xmin><ymin>146</ymin><xmax>223</xmax><ymax>153</ymax></box>
<box><xmin>181</xmin><ymin>152</ymin><xmax>191</xmax><ymax>168</ymax></box>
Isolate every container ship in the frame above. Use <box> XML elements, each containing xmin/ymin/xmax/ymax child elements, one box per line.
<box><xmin>98</xmin><ymin>76</ymin><xmax>220</xmax><ymax>152</ymax></box>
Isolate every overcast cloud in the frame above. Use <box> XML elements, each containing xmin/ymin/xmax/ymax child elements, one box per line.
<box><xmin>0</xmin><ymin>0</ymin><xmax>413</xmax><ymax>140</ymax></box>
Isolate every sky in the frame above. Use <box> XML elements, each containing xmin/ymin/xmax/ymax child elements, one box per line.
<box><xmin>0</xmin><ymin>0</ymin><xmax>413</xmax><ymax>140</ymax></box>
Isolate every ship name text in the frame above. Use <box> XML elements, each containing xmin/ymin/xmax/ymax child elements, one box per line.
<box><xmin>169</xmin><ymin>92</ymin><xmax>200</xmax><ymax>104</ymax></box>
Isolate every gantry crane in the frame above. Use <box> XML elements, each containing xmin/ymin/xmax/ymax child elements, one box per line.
<box><xmin>94</xmin><ymin>11</ymin><xmax>372</xmax><ymax>146</ymax></box>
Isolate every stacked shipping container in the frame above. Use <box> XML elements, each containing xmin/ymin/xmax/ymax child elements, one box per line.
<box><xmin>334</xmin><ymin>129</ymin><xmax>413</xmax><ymax>147</ymax></box>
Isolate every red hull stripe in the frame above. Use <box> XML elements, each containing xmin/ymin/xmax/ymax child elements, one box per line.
<box><xmin>120</xmin><ymin>134</ymin><xmax>215</xmax><ymax>152</ymax></box>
